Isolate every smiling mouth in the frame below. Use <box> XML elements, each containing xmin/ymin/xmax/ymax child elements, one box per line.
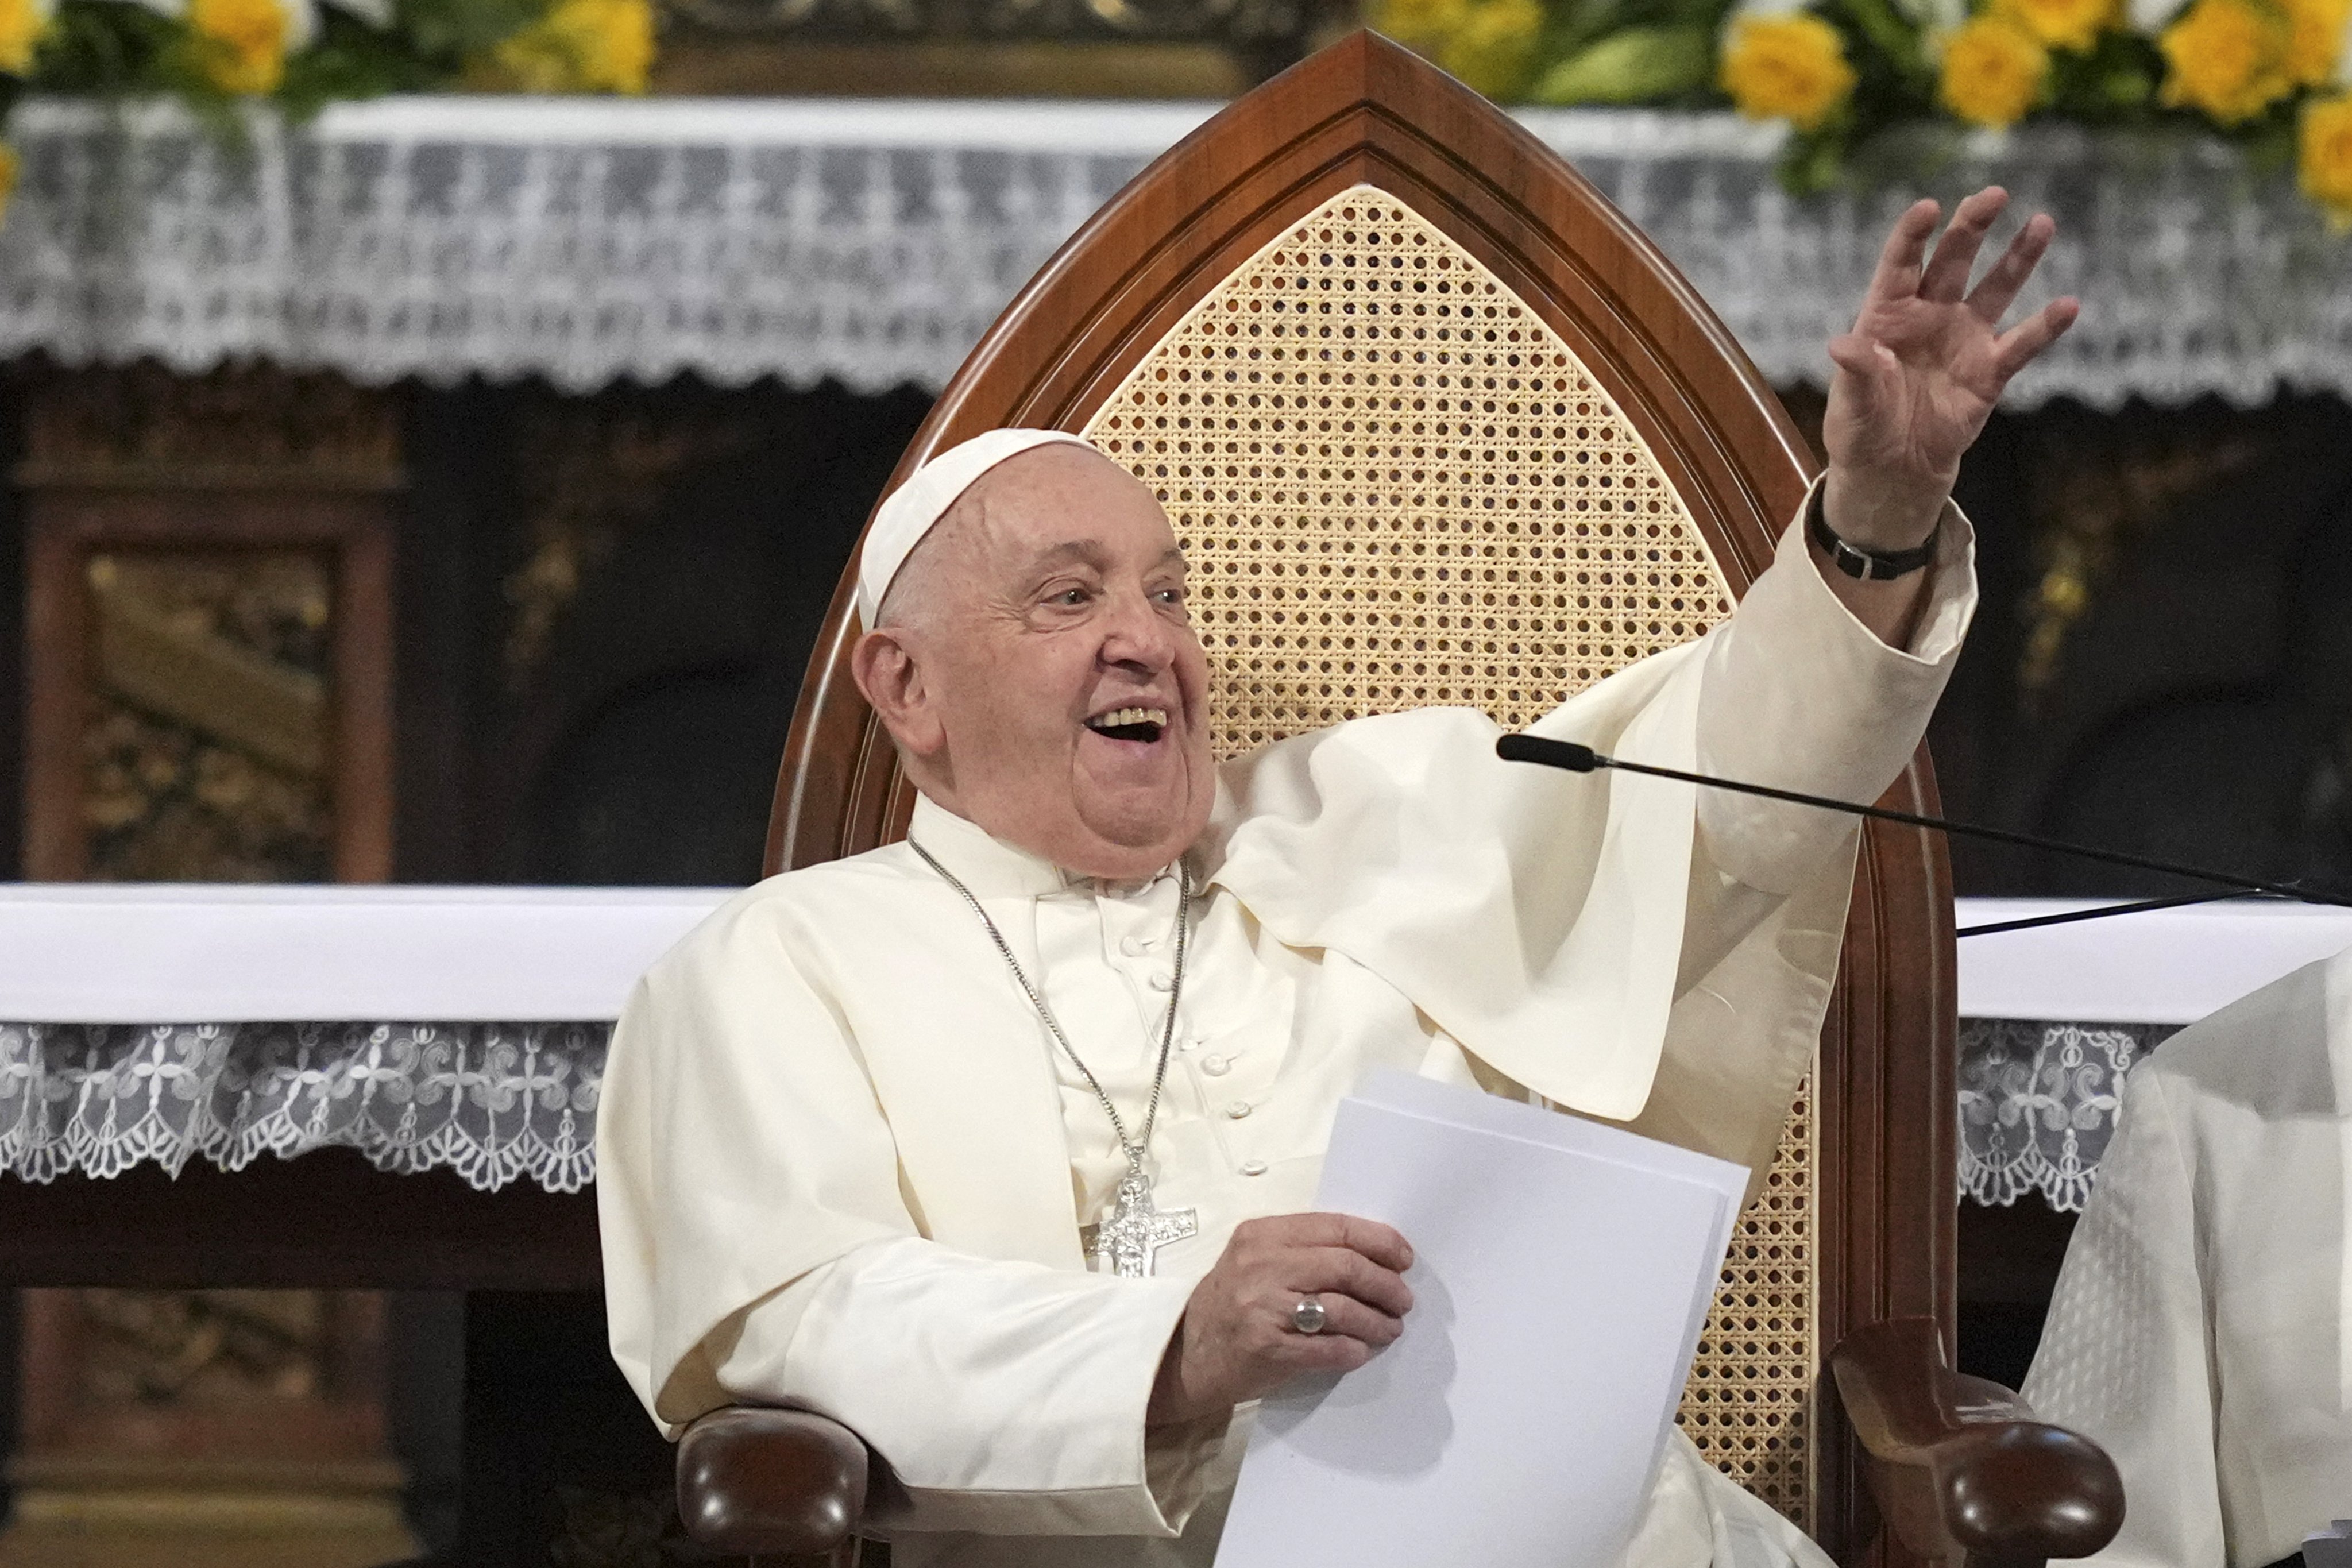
<box><xmin>1086</xmin><ymin>706</ymin><xmax>1168</xmax><ymax>744</ymax></box>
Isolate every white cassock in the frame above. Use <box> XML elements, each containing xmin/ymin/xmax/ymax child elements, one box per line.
<box><xmin>2022</xmin><ymin>947</ymin><xmax>2352</xmax><ymax>1568</ymax></box>
<box><xmin>597</xmin><ymin>499</ymin><xmax>1976</xmax><ymax>1567</ymax></box>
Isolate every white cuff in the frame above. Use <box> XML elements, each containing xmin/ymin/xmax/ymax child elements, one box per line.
<box><xmin>717</xmin><ymin>1235</ymin><xmax>1208</xmax><ymax>1538</ymax></box>
<box><xmin>1691</xmin><ymin>481</ymin><xmax>1978</xmax><ymax>896</ymax></box>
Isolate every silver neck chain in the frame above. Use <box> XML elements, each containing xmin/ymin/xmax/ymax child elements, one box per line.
<box><xmin>907</xmin><ymin>839</ymin><xmax>1192</xmax><ymax>1175</ymax></box>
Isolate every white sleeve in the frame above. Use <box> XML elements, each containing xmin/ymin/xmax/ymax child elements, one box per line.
<box><xmin>1678</xmin><ymin>487</ymin><xmax>1976</xmax><ymax>986</ymax></box>
<box><xmin>1204</xmin><ymin>485</ymin><xmax>1972</xmax><ymax>1147</ymax></box>
<box><xmin>709</xmin><ymin>1237</ymin><xmax>1230</xmax><ymax>1539</ymax></box>
<box><xmin>2021</xmin><ymin>1067</ymin><xmax>2226</xmax><ymax>1568</ymax></box>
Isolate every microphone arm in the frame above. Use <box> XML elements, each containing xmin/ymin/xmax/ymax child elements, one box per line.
<box><xmin>1493</xmin><ymin>732</ymin><xmax>2352</xmax><ymax>929</ymax></box>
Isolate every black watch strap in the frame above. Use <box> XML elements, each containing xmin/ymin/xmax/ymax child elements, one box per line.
<box><xmin>1806</xmin><ymin>486</ymin><xmax>1938</xmax><ymax>581</ymax></box>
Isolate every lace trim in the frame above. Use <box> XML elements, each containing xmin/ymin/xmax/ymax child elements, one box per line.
<box><xmin>0</xmin><ymin>1022</ymin><xmax>604</xmax><ymax>1194</ymax></box>
<box><xmin>1957</xmin><ymin>1018</ymin><xmax>2176</xmax><ymax>1212</ymax></box>
<box><xmin>0</xmin><ymin>99</ymin><xmax>2336</xmax><ymax>405</ymax></box>
<box><xmin>0</xmin><ymin>1013</ymin><xmax>2158</xmax><ymax>1201</ymax></box>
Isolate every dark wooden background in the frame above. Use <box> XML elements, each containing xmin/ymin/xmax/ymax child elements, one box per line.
<box><xmin>5</xmin><ymin>363</ymin><xmax>2346</xmax><ymax>1559</ymax></box>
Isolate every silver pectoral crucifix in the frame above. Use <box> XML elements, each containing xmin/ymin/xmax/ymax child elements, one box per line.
<box><xmin>1083</xmin><ymin>1169</ymin><xmax>1198</xmax><ymax>1279</ymax></box>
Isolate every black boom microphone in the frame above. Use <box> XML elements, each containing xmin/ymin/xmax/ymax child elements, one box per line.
<box><xmin>1493</xmin><ymin>732</ymin><xmax>2352</xmax><ymax>937</ymax></box>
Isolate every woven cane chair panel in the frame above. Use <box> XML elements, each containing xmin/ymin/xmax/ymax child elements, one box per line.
<box><xmin>1081</xmin><ymin>184</ymin><xmax>1817</xmax><ymax>1527</ymax></box>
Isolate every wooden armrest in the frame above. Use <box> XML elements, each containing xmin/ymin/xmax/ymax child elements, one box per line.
<box><xmin>675</xmin><ymin>1405</ymin><xmax>868</xmax><ymax>1559</ymax></box>
<box><xmin>1831</xmin><ymin>1317</ymin><xmax>2124</xmax><ymax>1567</ymax></box>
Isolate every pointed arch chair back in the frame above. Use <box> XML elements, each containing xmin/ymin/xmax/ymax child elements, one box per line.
<box><xmin>767</xmin><ymin>34</ymin><xmax>1956</xmax><ymax>1560</ymax></box>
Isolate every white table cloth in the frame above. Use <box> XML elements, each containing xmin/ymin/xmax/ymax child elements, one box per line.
<box><xmin>1</xmin><ymin>97</ymin><xmax>2343</xmax><ymax>405</ymax></box>
<box><xmin>0</xmin><ymin>885</ymin><xmax>725</xmax><ymax>1192</ymax></box>
<box><xmin>0</xmin><ymin>887</ymin><xmax>2331</xmax><ymax>1196</ymax></box>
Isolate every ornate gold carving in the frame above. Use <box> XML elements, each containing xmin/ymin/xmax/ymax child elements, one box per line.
<box><xmin>2019</xmin><ymin>427</ymin><xmax>2257</xmax><ymax>702</ymax></box>
<box><xmin>503</xmin><ymin>401</ymin><xmax>757</xmax><ymax>690</ymax></box>
<box><xmin>651</xmin><ymin>37</ymin><xmax>1256</xmax><ymax>94</ymax></box>
<box><xmin>1</xmin><ymin>1291</ymin><xmax>416</xmax><ymax>1568</ymax></box>
<box><xmin>82</xmin><ymin>551</ymin><xmax>334</xmax><ymax>882</ymax></box>
<box><xmin>1083</xmin><ymin>185</ymin><xmax>1814</xmax><ymax>1525</ymax></box>
<box><xmin>73</xmin><ymin>1291</ymin><xmax>327</xmax><ymax>1407</ymax></box>
<box><xmin>18</xmin><ymin>363</ymin><xmax>400</xmax><ymax>491</ymax></box>
<box><xmin>548</xmin><ymin>1486</ymin><xmax>700</xmax><ymax>1567</ymax></box>
<box><xmin>658</xmin><ymin>0</ymin><xmax>1327</xmax><ymax>45</ymax></box>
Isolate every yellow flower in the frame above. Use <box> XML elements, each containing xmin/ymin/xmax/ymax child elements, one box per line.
<box><xmin>1720</xmin><ymin>14</ymin><xmax>1857</xmax><ymax>131</ymax></box>
<box><xmin>1436</xmin><ymin>0</ymin><xmax>1544</xmax><ymax>96</ymax></box>
<box><xmin>1938</xmin><ymin>14</ymin><xmax>2051</xmax><ymax>125</ymax></box>
<box><xmin>0</xmin><ymin>144</ymin><xmax>18</xmax><ymax>229</ymax></box>
<box><xmin>1994</xmin><ymin>0</ymin><xmax>2115</xmax><ymax>49</ymax></box>
<box><xmin>2300</xmin><ymin>92</ymin><xmax>2352</xmax><ymax>225</ymax></box>
<box><xmin>2158</xmin><ymin>0</ymin><xmax>2294</xmax><ymax>123</ymax></box>
<box><xmin>188</xmin><ymin>0</ymin><xmax>297</xmax><ymax>95</ymax></box>
<box><xmin>495</xmin><ymin>0</ymin><xmax>656</xmax><ymax>94</ymax></box>
<box><xmin>2282</xmin><ymin>0</ymin><xmax>2349</xmax><ymax>83</ymax></box>
<box><xmin>0</xmin><ymin>0</ymin><xmax>53</xmax><ymax>76</ymax></box>
<box><xmin>1372</xmin><ymin>0</ymin><xmax>1473</xmax><ymax>53</ymax></box>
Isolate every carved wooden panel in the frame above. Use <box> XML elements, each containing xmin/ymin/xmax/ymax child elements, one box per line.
<box><xmin>6</xmin><ymin>364</ymin><xmax>412</xmax><ymax>1568</ymax></box>
<box><xmin>18</xmin><ymin>365</ymin><xmax>397</xmax><ymax>884</ymax></box>
<box><xmin>2</xmin><ymin>1290</ymin><xmax>415</xmax><ymax>1568</ymax></box>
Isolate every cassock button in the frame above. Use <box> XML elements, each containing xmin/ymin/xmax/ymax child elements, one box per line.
<box><xmin>1240</xmin><ymin>1160</ymin><xmax>1268</xmax><ymax>1177</ymax></box>
<box><xmin>1148</xmin><ymin>971</ymin><xmax>1175</xmax><ymax>992</ymax></box>
<box><xmin>1119</xmin><ymin>933</ymin><xmax>1154</xmax><ymax>956</ymax></box>
<box><xmin>1225</xmin><ymin>1100</ymin><xmax>1252</xmax><ymax>1119</ymax></box>
<box><xmin>1201</xmin><ymin>1055</ymin><xmax>1230</xmax><ymax>1076</ymax></box>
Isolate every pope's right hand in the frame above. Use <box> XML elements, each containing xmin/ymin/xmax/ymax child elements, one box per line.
<box><xmin>1145</xmin><ymin>1212</ymin><xmax>1415</xmax><ymax>1427</ymax></box>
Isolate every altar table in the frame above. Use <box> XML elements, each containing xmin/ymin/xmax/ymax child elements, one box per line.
<box><xmin>0</xmin><ymin>885</ymin><xmax>2343</xmax><ymax>1281</ymax></box>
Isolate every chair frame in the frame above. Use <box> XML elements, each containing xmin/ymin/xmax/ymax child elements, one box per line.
<box><xmin>700</xmin><ymin>32</ymin><xmax>2119</xmax><ymax>1567</ymax></box>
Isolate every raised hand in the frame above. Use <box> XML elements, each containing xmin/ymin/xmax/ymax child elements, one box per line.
<box><xmin>1146</xmin><ymin>1212</ymin><xmax>1415</xmax><ymax>1427</ymax></box>
<box><xmin>1823</xmin><ymin>187</ymin><xmax>2079</xmax><ymax>553</ymax></box>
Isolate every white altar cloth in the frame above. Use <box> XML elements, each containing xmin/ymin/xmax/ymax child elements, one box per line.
<box><xmin>1956</xmin><ymin>899</ymin><xmax>2352</xmax><ymax>1025</ymax></box>
<box><xmin>0</xmin><ymin>883</ymin><xmax>729</xmax><ymax>1023</ymax></box>
<box><xmin>0</xmin><ymin>887</ymin><xmax>2334</xmax><ymax>1197</ymax></box>
<box><xmin>0</xmin><ymin>886</ymin><xmax>2323</xmax><ymax>1029</ymax></box>
<box><xmin>0</xmin><ymin>96</ymin><xmax>2341</xmax><ymax>405</ymax></box>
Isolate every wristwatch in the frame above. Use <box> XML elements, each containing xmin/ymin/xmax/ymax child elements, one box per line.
<box><xmin>1806</xmin><ymin>486</ymin><xmax>1939</xmax><ymax>581</ymax></box>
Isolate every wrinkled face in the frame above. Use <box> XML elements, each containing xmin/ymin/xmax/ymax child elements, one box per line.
<box><xmin>850</xmin><ymin>445</ymin><xmax>1216</xmax><ymax>881</ymax></box>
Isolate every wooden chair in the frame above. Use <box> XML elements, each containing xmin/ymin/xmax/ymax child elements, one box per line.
<box><xmin>675</xmin><ymin>32</ymin><xmax>2124</xmax><ymax>1568</ymax></box>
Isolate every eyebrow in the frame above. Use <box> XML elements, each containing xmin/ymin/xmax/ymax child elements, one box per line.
<box><xmin>1025</xmin><ymin>542</ymin><xmax>1109</xmax><ymax>572</ymax></box>
<box><xmin>1020</xmin><ymin>542</ymin><xmax>1188</xmax><ymax>573</ymax></box>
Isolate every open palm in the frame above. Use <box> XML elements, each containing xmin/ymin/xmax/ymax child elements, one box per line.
<box><xmin>1822</xmin><ymin>188</ymin><xmax>2079</xmax><ymax>549</ymax></box>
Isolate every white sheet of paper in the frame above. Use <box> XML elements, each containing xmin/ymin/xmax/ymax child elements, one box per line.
<box><xmin>1215</xmin><ymin>1071</ymin><xmax>1749</xmax><ymax>1568</ymax></box>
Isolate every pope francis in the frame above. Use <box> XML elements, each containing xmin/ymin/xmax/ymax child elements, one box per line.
<box><xmin>598</xmin><ymin>190</ymin><xmax>2079</xmax><ymax>1567</ymax></box>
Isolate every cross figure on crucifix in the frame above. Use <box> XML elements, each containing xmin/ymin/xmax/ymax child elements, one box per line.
<box><xmin>1086</xmin><ymin>1171</ymin><xmax>1199</xmax><ymax>1278</ymax></box>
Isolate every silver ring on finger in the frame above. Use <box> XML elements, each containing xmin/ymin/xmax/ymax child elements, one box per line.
<box><xmin>1291</xmin><ymin>1295</ymin><xmax>1328</xmax><ymax>1335</ymax></box>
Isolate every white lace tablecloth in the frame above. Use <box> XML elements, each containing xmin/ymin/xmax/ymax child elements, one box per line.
<box><xmin>0</xmin><ymin>891</ymin><xmax>2342</xmax><ymax>1196</ymax></box>
<box><xmin>0</xmin><ymin>1019</ymin><xmax>609</xmax><ymax>1192</ymax></box>
<box><xmin>1954</xmin><ymin>899</ymin><xmax>2352</xmax><ymax>1209</ymax></box>
<box><xmin>1956</xmin><ymin>1018</ymin><xmax>2175</xmax><ymax>1212</ymax></box>
<box><xmin>0</xmin><ymin>885</ymin><xmax>726</xmax><ymax>1194</ymax></box>
<box><xmin>3</xmin><ymin>97</ymin><xmax>2349</xmax><ymax>404</ymax></box>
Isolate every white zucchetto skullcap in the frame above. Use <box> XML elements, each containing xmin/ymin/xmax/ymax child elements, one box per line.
<box><xmin>856</xmin><ymin>428</ymin><xmax>1100</xmax><ymax>626</ymax></box>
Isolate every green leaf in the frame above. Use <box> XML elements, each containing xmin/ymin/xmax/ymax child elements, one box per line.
<box><xmin>399</xmin><ymin>0</ymin><xmax>550</xmax><ymax>64</ymax></box>
<box><xmin>1528</xmin><ymin>25</ymin><xmax>1714</xmax><ymax>103</ymax></box>
<box><xmin>2243</xmin><ymin>113</ymin><xmax>2297</xmax><ymax>175</ymax></box>
<box><xmin>1830</xmin><ymin>0</ymin><xmax>1929</xmax><ymax>79</ymax></box>
<box><xmin>279</xmin><ymin>7</ymin><xmax>446</xmax><ymax>114</ymax></box>
<box><xmin>1778</xmin><ymin>123</ymin><xmax>1852</xmax><ymax>192</ymax></box>
<box><xmin>36</xmin><ymin>0</ymin><xmax>179</xmax><ymax>94</ymax></box>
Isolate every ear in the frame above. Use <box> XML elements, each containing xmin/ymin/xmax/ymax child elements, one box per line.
<box><xmin>852</xmin><ymin>628</ymin><xmax>948</xmax><ymax>759</ymax></box>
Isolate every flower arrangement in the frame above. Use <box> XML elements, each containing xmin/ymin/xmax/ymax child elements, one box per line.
<box><xmin>1372</xmin><ymin>0</ymin><xmax>2352</xmax><ymax>223</ymax></box>
<box><xmin>0</xmin><ymin>0</ymin><xmax>656</xmax><ymax>218</ymax></box>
